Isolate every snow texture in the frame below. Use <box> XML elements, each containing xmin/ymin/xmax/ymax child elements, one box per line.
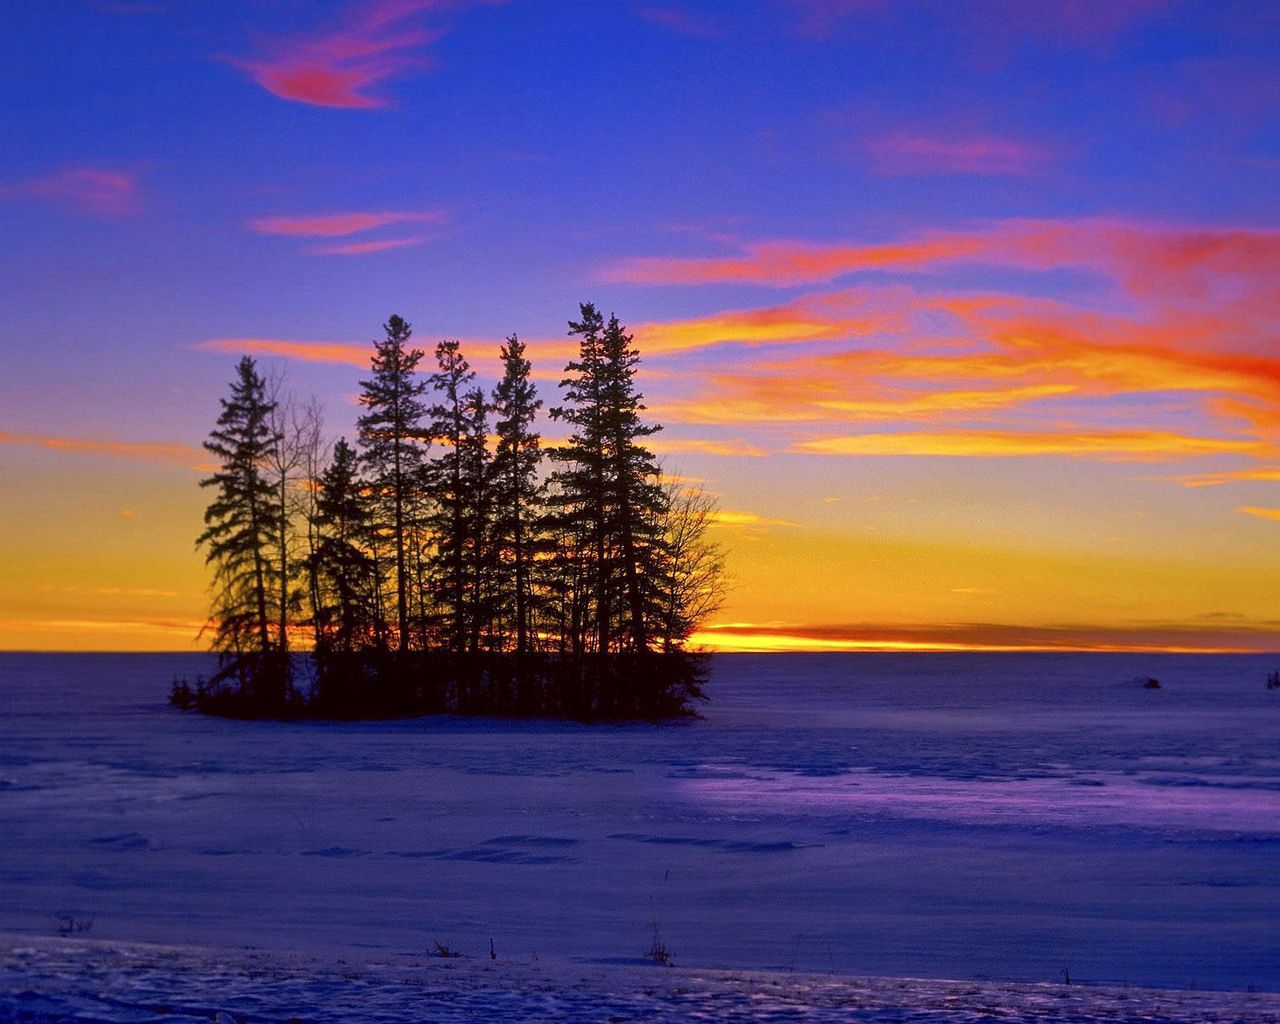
<box><xmin>1</xmin><ymin>652</ymin><xmax>1278</xmax><ymax>1014</ymax></box>
<box><xmin>4</xmin><ymin>936</ymin><xmax>1278</xmax><ymax>1023</ymax></box>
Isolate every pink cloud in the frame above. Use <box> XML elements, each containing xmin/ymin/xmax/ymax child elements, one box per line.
<box><xmin>316</xmin><ymin>235</ymin><xmax>429</xmax><ymax>255</ymax></box>
<box><xmin>782</xmin><ymin>0</ymin><xmax>1171</xmax><ymax>48</ymax></box>
<box><xmin>865</xmin><ymin>133</ymin><xmax>1054</xmax><ymax>176</ymax></box>
<box><xmin>249</xmin><ymin>210</ymin><xmax>443</xmax><ymax>237</ymax></box>
<box><xmin>636</xmin><ymin>5</ymin><xmax>726</xmax><ymax>38</ymax></box>
<box><xmin>0</xmin><ymin>167</ymin><xmax>140</xmax><ymax>216</ymax></box>
<box><xmin>605</xmin><ymin>219</ymin><xmax>1280</xmax><ymax>318</ymax></box>
<box><xmin>229</xmin><ymin>0</ymin><xmax>471</xmax><ymax>109</ymax></box>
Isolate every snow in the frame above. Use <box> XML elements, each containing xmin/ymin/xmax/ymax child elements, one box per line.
<box><xmin>5</xmin><ymin>935</ymin><xmax>1279</xmax><ymax>1023</ymax></box>
<box><xmin>1</xmin><ymin>651</ymin><xmax>1278</xmax><ymax>1015</ymax></box>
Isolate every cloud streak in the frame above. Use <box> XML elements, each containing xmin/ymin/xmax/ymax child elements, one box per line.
<box><xmin>250</xmin><ymin>210</ymin><xmax>442</xmax><ymax>237</ymax></box>
<box><xmin>229</xmin><ymin>0</ymin><xmax>474</xmax><ymax>109</ymax></box>
<box><xmin>0</xmin><ymin>167</ymin><xmax>141</xmax><ymax>216</ymax></box>
<box><xmin>865</xmin><ymin>133</ymin><xmax>1054</xmax><ymax>176</ymax></box>
<box><xmin>795</xmin><ymin>429</ymin><xmax>1265</xmax><ymax>461</ymax></box>
<box><xmin>0</xmin><ymin>431</ymin><xmax>205</xmax><ymax>469</ymax></box>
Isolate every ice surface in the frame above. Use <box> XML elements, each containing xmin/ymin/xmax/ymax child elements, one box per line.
<box><xmin>4</xmin><ymin>935</ymin><xmax>1279</xmax><ymax>1023</ymax></box>
<box><xmin>1</xmin><ymin>652</ymin><xmax>1277</xmax><ymax>1001</ymax></box>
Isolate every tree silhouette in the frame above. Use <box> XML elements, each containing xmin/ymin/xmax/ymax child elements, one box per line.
<box><xmin>427</xmin><ymin>338</ymin><xmax>476</xmax><ymax>654</ymax></box>
<box><xmin>357</xmin><ymin>315</ymin><xmax>428</xmax><ymax>654</ymax></box>
<box><xmin>491</xmin><ymin>334</ymin><xmax>544</xmax><ymax>655</ymax></box>
<box><xmin>185</xmin><ymin>308</ymin><xmax>722</xmax><ymax>722</ymax></box>
<box><xmin>197</xmin><ymin>356</ymin><xmax>285</xmax><ymax>700</ymax></box>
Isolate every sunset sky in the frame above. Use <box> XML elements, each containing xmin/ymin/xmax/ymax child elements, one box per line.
<box><xmin>2</xmin><ymin>0</ymin><xmax>1279</xmax><ymax>652</ymax></box>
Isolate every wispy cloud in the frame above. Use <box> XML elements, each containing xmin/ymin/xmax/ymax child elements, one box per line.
<box><xmin>195</xmin><ymin>339</ymin><xmax>371</xmax><ymax>367</ymax></box>
<box><xmin>228</xmin><ymin>0</ymin><xmax>480</xmax><ymax>109</ymax></box>
<box><xmin>710</xmin><ymin>509</ymin><xmax>798</xmax><ymax>527</ymax></box>
<box><xmin>795</xmin><ymin>429</ymin><xmax>1265</xmax><ymax>461</ymax></box>
<box><xmin>316</xmin><ymin>234</ymin><xmax>430</xmax><ymax>255</ymax></box>
<box><xmin>648</xmin><ymin>436</ymin><xmax>769</xmax><ymax>457</ymax></box>
<box><xmin>635</xmin><ymin>5</ymin><xmax>726</xmax><ymax>38</ymax></box>
<box><xmin>249</xmin><ymin>210</ymin><xmax>443</xmax><ymax>237</ymax></box>
<box><xmin>605</xmin><ymin>218</ymin><xmax>1280</xmax><ymax>293</ymax></box>
<box><xmin>690</xmin><ymin>616</ymin><xmax>1270</xmax><ymax>653</ymax></box>
<box><xmin>865</xmin><ymin>133</ymin><xmax>1054</xmax><ymax>176</ymax></box>
<box><xmin>781</xmin><ymin>0</ymin><xmax>1172</xmax><ymax>50</ymax></box>
<box><xmin>1238</xmin><ymin>506</ymin><xmax>1280</xmax><ymax>522</ymax></box>
<box><xmin>0</xmin><ymin>167</ymin><xmax>141</xmax><ymax>216</ymax></box>
<box><xmin>0</xmin><ymin>431</ymin><xmax>204</xmax><ymax>469</ymax></box>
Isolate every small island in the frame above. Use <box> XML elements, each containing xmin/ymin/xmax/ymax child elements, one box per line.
<box><xmin>174</xmin><ymin>304</ymin><xmax>725</xmax><ymax>722</ymax></box>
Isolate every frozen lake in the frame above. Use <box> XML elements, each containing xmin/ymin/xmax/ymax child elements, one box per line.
<box><xmin>1</xmin><ymin>653</ymin><xmax>1278</xmax><ymax>992</ymax></box>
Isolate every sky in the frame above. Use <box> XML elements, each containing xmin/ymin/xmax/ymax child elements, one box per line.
<box><xmin>1</xmin><ymin>0</ymin><xmax>1279</xmax><ymax>653</ymax></box>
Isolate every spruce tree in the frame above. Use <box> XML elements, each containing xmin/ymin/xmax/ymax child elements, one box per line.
<box><xmin>459</xmin><ymin>385</ymin><xmax>496</xmax><ymax>651</ymax></box>
<box><xmin>550</xmin><ymin>304</ymin><xmax>666</xmax><ymax>656</ymax></box>
<box><xmin>310</xmin><ymin>438</ymin><xmax>380</xmax><ymax>656</ymax></box>
<box><xmin>197</xmin><ymin>357</ymin><xmax>284</xmax><ymax>695</ymax></box>
<box><xmin>549</xmin><ymin>304</ymin><xmax>612</xmax><ymax>654</ymax></box>
<box><xmin>491</xmin><ymin>335</ymin><xmax>544</xmax><ymax>655</ymax></box>
<box><xmin>356</xmin><ymin>315</ymin><xmax>428</xmax><ymax>654</ymax></box>
<box><xmin>599</xmin><ymin>312</ymin><xmax>666</xmax><ymax>652</ymax></box>
<box><xmin>426</xmin><ymin>339</ymin><xmax>476</xmax><ymax>653</ymax></box>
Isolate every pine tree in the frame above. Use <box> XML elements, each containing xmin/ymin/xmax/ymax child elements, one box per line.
<box><xmin>549</xmin><ymin>303</ymin><xmax>612</xmax><ymax>654</ymax></box>
<box><xmin>599</xmin><ymin>312</ymin><xmax>666</xmax><ymax>652</ymax></box>
<box><xmin>491</xmin><ymin>334</ymin><xmax>544</xmax><ymax>655</ymax></box>
<box><xmin>197</xmin><ymin>357</ymin><xmax>285</xmax><ymax>698</ymax></box>
<box><xmin>426</xmin><ymin>339</ymin><xmax>476</xmax><ymax>653</ymax></box>
<box><xmin>357</xmin><ymin>315</ymin><xmax>428</xmax><ymax>654</ymax></box>
<box><xmin>459</xmin><ymin>385</ymin><xmax>496</xmax><ymax>652</ymax></box>
<box><xmin>310</xmin><ymin>438</ymin><xmax>380</xmax><ymax>656</ymax></box>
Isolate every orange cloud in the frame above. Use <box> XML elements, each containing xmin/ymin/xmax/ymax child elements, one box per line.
<box><xmin>196</xmin><ymin>338</ymin><xmax>371</xmax><ymax>368</ymax></box>
<box><xmin>195</xmin><ymin>335</ymin><xmax>581</xmax><ymax>379</ymax></box>
<box><xmin>1177</xmin><ymin>467</ymin><xmax>1280</xmax><ymax>488</ymax></box>
<box><xmin>0</xmin><ymin>431</ymin><xmax>204</xmax><ymax>468</ymax></box>
<box><xmin>229</xmin><ymin>1</ymin><xmax>472</xmax><ymax>109</ymax></box>
<box><xmin>796</xmin><ymin>429</ymin><xmax>1265</xmax><ymax>461</ymax></box>
<box><xmin>710</xmin><ymin>509</ymin><xmax>797</xmax><ymax>528</ymax></box>
<box><xmin>690</xmin><ymin>617</ymin><xmax>1268</xmax><ymax>654</ymax></box>
<box><xmin>647</xmin><ymin>437</ymin><xmax>768</xmax><ymax>457</ymax></box>
<box><xmin>0</xmin><ymin>166</ymin><xmax>140</xmax><ymax>216</ymax></box>
<box><xmin>633</xmin><ymin>291</ymin><xmax>906</xmax><ymax>351</ymax></box>
<box><xmin>1238</xmin><ymin>506</ymin><xmax>1280</xmax><ymax>522</ymax></box>
<box><xmin>605</xmin><ymin>218</ymin><xmax>1280</xmax><ymax>303</ymax></box>
<box><xmin>250</xmin><ymin>210</ymin><xmax>442</xmax><ymax>237</ymax></box>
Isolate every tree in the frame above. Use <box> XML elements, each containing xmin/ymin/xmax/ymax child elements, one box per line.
<box><xmin>550</xmin><ymin>304</ymin><xmax>667</xmax><ymax>656</ymax></box>
<box><xmin>357</xmin><ymin>315</ymin><xmax>428</xmax><ymax>654</ymax></box>
<box><xmin>310</xmin><ymin>438</ymin><xmax>380</xmax><ymax>656</ymax></box>
<box><xmin>459</xmin><ymin>385</ymin><xmax>497</xmax><ymax>652</ymax></box>
<box><xmin>548</xmin><ymin>304</ymin><xmax>612</xmax><ymax>654</ymax></box>
<box><xmin>490</xmin><ymin>334</ymin><xmax>544</xmax><ymax>655</ymax></box>
<box><xmin>197</xmin><ymin>357</ymin><xmax>284</xmax><ymax>696</ymax></box>
<box><xmin>656</xmin><ymin>481</ymin><xmax>726</xmax><ymax>652</ymax></box>
<box><xmin>598</xmin><ymin>311</ymin><xmax>666</xmax><ymax>653</ymax></box>
<box><xmin>426</xmin><ymin>338</ymin><xmax>476</xmax><ymax>653</ymax></box>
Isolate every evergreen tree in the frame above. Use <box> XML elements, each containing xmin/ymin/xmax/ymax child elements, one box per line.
<box><xmin>459</xmin><ymin>385</ymin><xmax>496</xmax><ymax>651</ymax></box>
<box><xmin>549</xmin><ymin>304</ymin><xmax>666</xmax><ymax>655</ymax></box>
<box><xmin>357</xmin><ymin>315</ymin><xmax>428</xmax><ymax>654</ymax></box>
<box><xmin>549</xmin><ymin>304</ymin><xmax>612</xmax><ymax>654</ymax></box>
<box><xmin>197</xmin><ymin>357</ymin><xmax>284</xmax><ymax>695</ymax></box>
<box><xmin>490</xmin><ymin>334</ymin><xmax>544</xmax><ymax>655</ymax></box>
<box><xmin>426</xmin><ymin>339</ymin><xmax>476</xmax><ymax>653</ymax></box>
<box><xmin>310</xmin><ymin>438</ymin><xmax>380</xmax><ymax>656</ymax></box>
<box><xmin>599</xmin><ymin>312</ymin><xmax>666</xmax><ymax>652</ymax></box>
